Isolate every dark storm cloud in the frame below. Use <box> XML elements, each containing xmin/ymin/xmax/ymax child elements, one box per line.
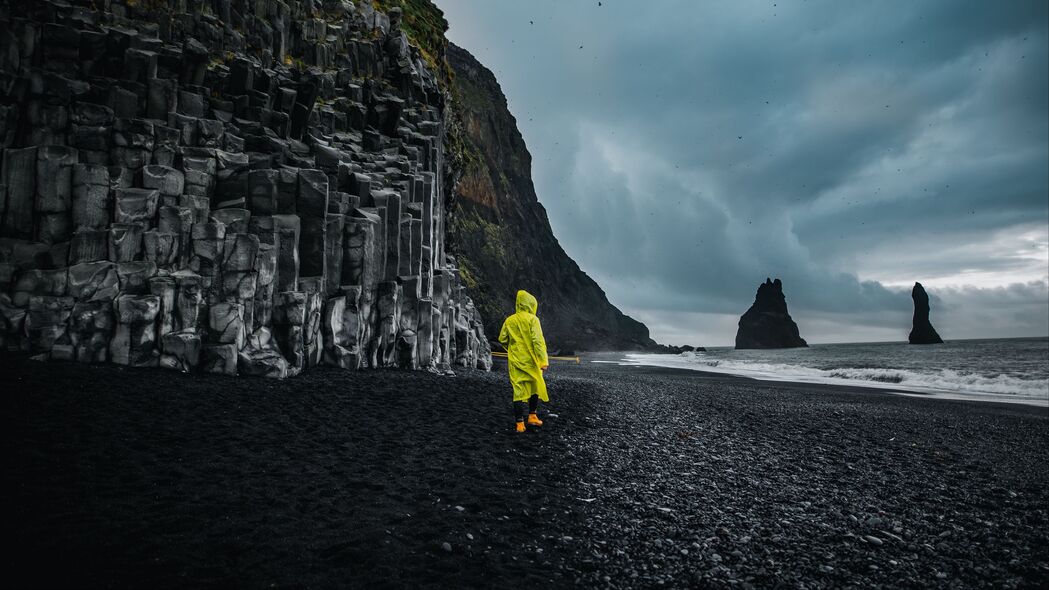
<box><xmin>438</xmin><ymin>0</ymin><xmax>1049</xmax><ymax>345</ymax></box>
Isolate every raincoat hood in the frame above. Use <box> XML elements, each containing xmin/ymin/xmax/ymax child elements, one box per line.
<box><xmin>515</xmin><ymin>290</ymin><xmax>538</xmax><ymax>314</ymax></box>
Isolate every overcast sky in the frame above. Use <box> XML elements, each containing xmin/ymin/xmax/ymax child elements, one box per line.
<box><xmin>437</xmin><ymin>0</ymin><xmax>1049</xmax><ymax>346</ymax></box>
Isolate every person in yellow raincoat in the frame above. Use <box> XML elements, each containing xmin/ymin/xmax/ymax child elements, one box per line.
<box><xmin>498</xmin><ymin>290</ymin><xmax>549</xmax><ymax>433</ymax></box>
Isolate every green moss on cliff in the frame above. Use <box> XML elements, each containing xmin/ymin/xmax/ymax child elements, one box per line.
<box><xmin>450</xmin><ymin>206</ymin><xmax>514</xmax><ymax>322</ymax></box>
<box><xmin>458</xmin><ymin>259</ymin><xmax>479</xmax><ymax>291</ymax></box>
<box><xmin>447</xmin><ymin>103</ymin><xmax>484</xmax><ymax>175</ymax></box>
<box><xmin>370</xmin><ymin>0</ymin><xmax>483</xmax><ymax>211</ymax></box>
<box><xmin>372</xmin><ymin>0</ymin><xmax>449</xmax><ymax>76</ymax></box>
<box><xmin>453</xmin><ymin>207</ymin><xmax>510</xmax><ymax>264</ymax></box>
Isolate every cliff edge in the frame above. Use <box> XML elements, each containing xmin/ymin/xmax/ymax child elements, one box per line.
<box><xmin>445</xmin><ymin>43</ymin><xmax>656</xmax><ymax>352</ymax></box>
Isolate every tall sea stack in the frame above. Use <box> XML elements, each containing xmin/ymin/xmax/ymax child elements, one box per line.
<box><xmin>909</xmin><ymin>282</ymin><xmax>943</xmax><ymax>344</ymax></box>
<box><xmin>735</xmin><ymin>278</ymin><xmax>808</xmax><ymax>349</ymax></box>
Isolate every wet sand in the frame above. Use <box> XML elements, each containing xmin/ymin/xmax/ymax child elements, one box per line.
<box><xmin>4</xmin><ymin>355</ymin><xmax>1048</xmax><ymax>588</ymax></box>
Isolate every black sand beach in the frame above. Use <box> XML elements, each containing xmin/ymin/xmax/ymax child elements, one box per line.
<box><xmin>4</xmin><ymin>355</ymin><xmax>1048</xmax><ymax>588</ymax></box>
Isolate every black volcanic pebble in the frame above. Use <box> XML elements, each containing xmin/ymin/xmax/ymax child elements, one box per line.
<box><xmin>3</xmin><ymin>356</ymin><xmax>1047</xmax><ymax>588</ymax></box>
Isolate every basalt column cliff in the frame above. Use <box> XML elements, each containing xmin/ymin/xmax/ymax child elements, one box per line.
<box><xmin>0</xmin><ymin>0</ymin><xmax>491</xmax><ymax>376</ymax></box>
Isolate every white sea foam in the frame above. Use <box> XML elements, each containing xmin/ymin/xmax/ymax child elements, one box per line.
<box><xmin>618</xmin><ymin>351</ymin><xmax>1049</xmax><ymax>406</ymax></box>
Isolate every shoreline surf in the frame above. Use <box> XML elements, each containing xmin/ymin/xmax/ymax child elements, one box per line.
<box><xmin>590</xmin><ymin>342</ymin><xmax>1049</xmax><ymax>408</ymax></box>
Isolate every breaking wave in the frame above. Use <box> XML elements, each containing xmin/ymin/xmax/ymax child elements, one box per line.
<box><xmin>621</xmin><ymin>350</ymin><xmax>1049</xmax><ymax>405</ymax></box>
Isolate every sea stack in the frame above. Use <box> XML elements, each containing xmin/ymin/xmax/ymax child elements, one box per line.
<box><xmin>908</xmin><ymin>282</ymin><xmax>944</xmax><ymax>344</ymax></box>
<box><xmin>735</xmin><ymin>278</ymin><xmax>808</xmax><ymax>349</ymax></box>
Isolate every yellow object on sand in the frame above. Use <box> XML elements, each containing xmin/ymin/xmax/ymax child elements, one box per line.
<box><xmin>498</xmin><ymin>290</ymin><xmax>550</xmax><ymax>403</ymax></box>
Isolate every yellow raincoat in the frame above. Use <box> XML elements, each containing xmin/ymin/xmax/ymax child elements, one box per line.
<box><xmin>498</xmin><ymin>290</ymin><xmax>549</xmax><ymax>402</ymax></box>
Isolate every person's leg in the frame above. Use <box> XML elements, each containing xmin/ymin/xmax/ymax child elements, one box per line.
<box><xmin>527</xmin><ymin>394</ymin><xmax>543</xmax><ymax>426</ymax></box>
<box><xmin>513</xmin><ymin>400</ymin><xmax>526</xmax><ymax>431</ymax></box>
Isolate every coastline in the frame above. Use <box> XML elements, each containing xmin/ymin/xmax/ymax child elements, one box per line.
<box><xmin>595</xmin><ymin>348</ymin><xmax>1049</xmax><ymax>408</ymax></box>
<box><xmin>5</xmin><ymin>355</ymin><xmax>1048</xmax><ymax>587</ymax></box>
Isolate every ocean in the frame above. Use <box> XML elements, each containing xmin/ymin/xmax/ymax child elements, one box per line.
<box><xmin>617</xmin><ymin>337</ymin><xmax>1049</xmax><ymax>406</ymax></box>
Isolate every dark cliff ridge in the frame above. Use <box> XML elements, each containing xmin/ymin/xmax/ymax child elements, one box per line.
<box><xmin>909</xmin><ymin>282</ymin><xmax>943</xmax><ymax>344</ymax></box>
<box><xmin>445</xmin><ymin>43</ymin><xmax>657</xmax><ymax>352</ymax></box>
<box><xmin>0</xmin><ymin>0</ymin><xmax>493</xmax><ymax>376</ymax></box>
<box><xmin>735</xmin><ymin>278</ymin><xmax>808</xmax><ymax>349</ymax></box>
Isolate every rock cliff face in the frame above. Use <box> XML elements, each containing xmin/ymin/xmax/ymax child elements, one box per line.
<box><xmin>735</xmin><ymin>278</ymin><xmax>808</xmax><ymax>349</ymax></box>
<box><xmin>909</xmin><ymin>282</ymin><xmax>943</xmax><ymax>344</ymax></box>
<box><xmin>445</xmin><ymin>43</ymin><xmax>656</xmax><ymax>352</ymax></box>
<box><xmin>0</xmin><ymin>0</ymin><xmax>493</xmax><ymax>376</ymax></box>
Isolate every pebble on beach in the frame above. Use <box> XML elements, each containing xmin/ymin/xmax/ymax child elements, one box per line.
<box><xmin>4</xmin><ymin>357</ymin><xmax>1048</xmax><ymax>588</ymax></box>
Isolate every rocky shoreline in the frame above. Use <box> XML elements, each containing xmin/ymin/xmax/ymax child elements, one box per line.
<box><xmin>5</xmin><ymin>355</ymin><xmax>1047</xmax><ymax>588</ymax></box>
